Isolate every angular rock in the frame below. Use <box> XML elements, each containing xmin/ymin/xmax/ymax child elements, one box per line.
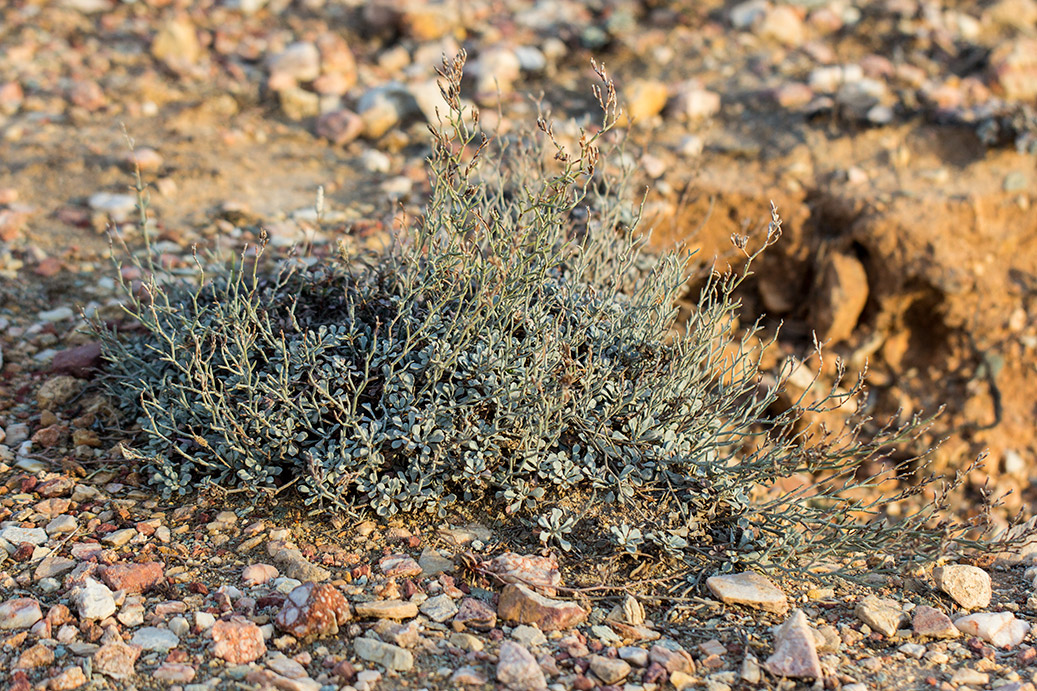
<box><xmin>37</xmin><ymin>375</ymin><xmax>82</xmax><ymax>411</ymax></box>
<box><xmin>608</xmin><ymin>594</ymin><xmax>645</xmax><ymax>626</ymax></box>
<box><xmin>131</xmin><ymin>626</ymin><xmax>179</xmax><ymax>652</ymax></box>
<box><xmin>101</xmin><ymin>562</ymin><xmax>164</xmax><ymax>594</ymax></box>
<box><xmin>353</xmin><ymin>600</ymin><xmax>418</xmax><ymax>620</ymax></box>
<box><xmin>211</xmin><ymin>616</ymin><xmax>266</xmax><ymax>664</ymax></box>
<box><xmin>706</xmin><ymin>572</ymin><xmax>789</xmax><ymax>614</ymax></box>
<box><xmin>46</xmin><ymin>515</ymin><xmax>78</xmax><ymax>536</ymax></box>
<box><xmin>0</xmin><ymin>598</ymin><xmax>43</xmax><ymax>630</ymax></box>
<box><xmin>810</xmin><ymin>251</ymin><xmax>869</xmax><ymax>346</ymax></box>
<box><xmin>955</xmin><ymin>612</ymin><xmax>1030</xmax><ymax>649</ymax></box>
<box><xmin>854</xmin><ymin>595</ymin><xmax>906</xmax><ymax>637</ymax></box>
<box><xmin>951</xmin><ymin>668</ymin><xmax>990</xmax><ymax>686</ymax></box>
<box><xmin>72</xmin><ymin>578</ymin><xmax>117</xmax><ymax>621</ymax></box>
<box><xmin>379</xmin><ymin>554</ymin><xmax>422</xmax><ymax>578</ymax></box>
<box><xmin>35</xmin><ymin>556</ymin><xmax>76</xmax><ymax>581</ymax></box>
<box><xmin>353</xmin><ymin>637</ymin><xmax>413</xmax><ymax>671</ymax></box>
<box><xmin>102</xmin><ymin>528</ymin><xmax>136</xmax><ymax>547</ymax></box>
<box><xmin>498</xmin><ymin>584</ymin><xmax>587</xmax><ymax>631</ymax></box>
<box><xmin>269</xmin><ymin>543</ymin><xmax>331</xmax><ymax>582</ymax></box>
<box><xmin>0</xmin><ymin>525</ymin><xmax>47</xmax><ymax>545</ymax></box>
<box><xmin>93</xmin><ymin>641</ymin><xmax>141</xmax><ymax>679</ymax></box>
<box><xmin>765</xmin><ymin>609</ymin><xmax>823</xmax><ymax>679</ymax></box>
<box><xmin>590</xmin><ymin>654</ymin><xmax>631</xmax><ymax>684</ymax></box>
<box><xmin>15</xmin><ymin>642</ymin><xmax>54</xmax><ymax>669</ymax></box>
<box><xmin>419</xmin><ymin>593</ymin><xmax>458</xmax><ymax>622</ymax></box>
<box><xmin>650</xmin><ymin>645</ymin><xmax>695</xmax><ymax>674</ymax></box>
<box><xmin>482</xmin><ymin>553</ymin><xmax>561</xmax><ymax>594</ymax></box>
<box><xmin>48</xmin><ymin>665</ymin><xmax>87</xmax><ymax>690</ymax></box>
<box><xmin>497</xmin><ymin>640</ymin><xmax>547</xmax><ymax>690</ymax></box>
<box><xmin>275</xmin><ymin>582</ymin><xmax>351</xmax><ymax>639</ymax></box>
<box><xmin>454</xmin><ymin>596</ymin><xmax>497</xmax><ymax>630</ymax></box>
<box><xmin>933</xmin><ymin>564</ymin><xmax>992</xmax><ymax>610</ymax></box>
<box><xmin>912</xmin><ymin>605</ymin><xmax>959</xmax><ymax>639</ymax></box>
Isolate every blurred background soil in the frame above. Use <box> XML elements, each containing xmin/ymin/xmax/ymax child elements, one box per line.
<box><xmin>0</xmin><ymin>0</ymin><xmax>1035</xmax><ymax>519</ymax></box>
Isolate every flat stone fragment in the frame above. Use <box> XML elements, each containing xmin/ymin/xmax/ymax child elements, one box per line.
<box><xmin>419</xmin><ymin>593</ymin><xmax>458</xmax><ymax>622</ymax></box>
<box><xmin>269</xmin><ymin>543</ymin><xmax>331</xmax><ymax>582</ymax></box>
<box><xmin>0</xmin><ymin>597</ymin><xmax>43</xmax><ymax>630</ymax></box>
<box><xmin>102</xmin><ymin>528</ymin><xmax>136</xmax><ymax>547</ymax></box>
<box><xmin>951</xmin><ymin>668</ymin><xmax>990</xmax><ymax>686</ymax></box>
<box><xmin>35</xmin><ymin>556</ymin><xmax>75</xmax><ymax>581</ymax></box>
<box><xmin>101</xmin><ymin>562</ymin><xmax>164</xmax><ymax>594</ymax></box>
<box><xmin>498</xmin><ymin>584</ymin><xmax>587</xmax><ymax>631</ymax></box>
<box><xmin>0</xmin><ymin>525</ymin><xmax>48</xmax><ymax>545</ymax></box>
<box><xmin>854</xmin><ymin>595</ymin><xmax>906</xmax><ymax>637</ymax></box>
<box><xmin>353</xmin><ymin>600</ymin><xmax>418</xmax><ymax>620</ymax></box>
<box><xmin>496</xmin><ymin>640</ymin><xmax>547</xmax><ymax>690</ymax></box>
<box><xmin>131</xmin><ymin>626</ymin><xmax>179</xmax><ymax>652</ymax></box>
<box><xmin>933</xmin><ymin>564</ymin><xmax>992</xmax><ymax>610</ymax></box>
<box><xmin>706</xmin><ymin>572</ymin><xmax>789</xmax><ymax>614</ymax></box>
<box><xmin>955</xmin><ymin>612</ymin><xmax>1030</xmax><ymax>649</ymax></box>
<box><xmin>45</xmin><ymin>515</ymin><xmax>78</xmax><ymax>536</ymax></box>
<box><xmin>912</xmin><ymin>605</ymin><xmax>959</xmax><ymax>639</ymax></box>
<box><xmin>353</xmin><ymin>637</ymin><xmax>413</xmax><ymax>671</ymax></box>
<box><xmin>765</xmin><ymin>609</ymin><xmax>824</xmax><ymax>679</ymax></box>
<box><xmin>590</xmin><ymin>654</ymin><xmax>631</xmax><ymax>684</ymax></box>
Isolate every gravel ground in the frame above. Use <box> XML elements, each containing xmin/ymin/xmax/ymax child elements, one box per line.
<box><xmin>3</xmin><ymin>0</ymin><xmax>1037</xmax><ymax>689</ymax></box>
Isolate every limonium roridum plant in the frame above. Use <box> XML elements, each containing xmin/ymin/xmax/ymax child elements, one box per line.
<box><xmin>97</xmin><ymin>52</ymin><xmax>1015</xmax><ymax>580</ymax></box>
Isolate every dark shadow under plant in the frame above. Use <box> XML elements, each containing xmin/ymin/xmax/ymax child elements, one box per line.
<box><xmin>95</xmin><ymin>52</ymin><xmax>1025</xmax><ymax>586</ymax></box>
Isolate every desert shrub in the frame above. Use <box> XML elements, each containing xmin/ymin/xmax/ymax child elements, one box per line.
<box><xmin>97</xmin><ymin>53</ymin><xmax>1009</xmax><ymax>580</ymax></box>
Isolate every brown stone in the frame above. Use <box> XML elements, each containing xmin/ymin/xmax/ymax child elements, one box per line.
<box><xmin>810</xmin><ymin>251</ymin><xmax>869</xmax><ymax>346</ymax></box>
<box><xmin>51</xmin><ymin>342</ymin><xmax>103</xmax><ymax>377</ymax></box>
<box><xmin>211</xmin><ymin>616</ymin><xmax>266</xmax><ymax>664</ymax></box>
<box><xmin>497</xmin><ymin>584</ymin><xmax>587</xmax><ymax>631</ymax></box>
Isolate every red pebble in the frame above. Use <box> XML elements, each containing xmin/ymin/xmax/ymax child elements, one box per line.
<box><xmin>572</xmin><ymin>675</ymin><xmax>594</xmax><ymax>690</ymax></box>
